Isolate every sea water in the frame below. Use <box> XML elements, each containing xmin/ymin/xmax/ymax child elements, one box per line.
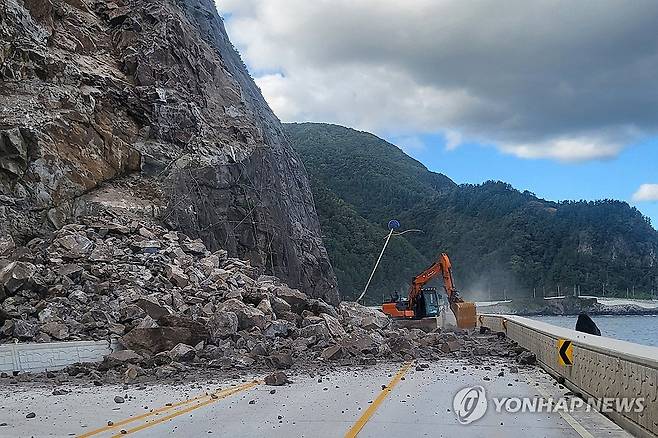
<box><xmin>529</xmin><ymin>314</ymin><xmax>658</xmax><ymax>347</ymax></box>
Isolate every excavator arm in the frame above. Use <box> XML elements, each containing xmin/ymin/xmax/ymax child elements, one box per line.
<box><xmin>406</xmin><ymin>253</ymin><xmax>477</xmax><ymax>329</ymax></box>
<box><xmin>409</xmin><ymin>253</ymin><xmax>458</xmax><ymax>308</ymax></box>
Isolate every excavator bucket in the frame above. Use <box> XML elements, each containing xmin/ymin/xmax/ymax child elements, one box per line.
<box><xmin>451</xmin><ymin>301</ymin><xmax>477</xmax><ymax>329</ymax></box>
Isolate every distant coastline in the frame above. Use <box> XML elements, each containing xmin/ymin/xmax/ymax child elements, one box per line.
<box><xmin>476</xmin><ymin>296</ymin><xmax>658</xmax><ymax>316</ymax></box>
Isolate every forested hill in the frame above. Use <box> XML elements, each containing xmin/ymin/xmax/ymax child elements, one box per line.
<box><xmin>285</xmin><ymin>122</ymin><xmax>658</xmax><ymax>303</ymax></box>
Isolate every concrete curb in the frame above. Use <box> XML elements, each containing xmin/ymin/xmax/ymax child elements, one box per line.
<box><xmin>479</xmin><ymin>314</ymin><xmax>658</xmax><ymax>438</ymax></box>
<box><xmin>0</xmin><ymin>339</ymin><xmax>119</xmax><ymax>373</ymax></box>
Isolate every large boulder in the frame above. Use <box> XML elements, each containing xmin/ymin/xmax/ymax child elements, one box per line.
<box><xmin>54</xmin><ymin>233</ymin><xmax>94</xmax><ymax>259</ymax></box>
<box><xmin>339</xmin><ymin>302</ymin><xmax>390</xmax><ymax>330</ymax></box>
<box><xmin>298</xmin><ymin>322</ymin><xmax>333</xmax><ymax>345</ymax></box>
<box><xmin>266</xmin><ymin>351</ymin><xmax>293</xmax><ymax>369</ymax></box>
<box><xmin>0</xmin><ymin>261</ymin><xmax>36</xmax><ymax>298</ymax></box>
<box><xmin>13</xmin><ymin>320</ymin><xmax>38</xmax><ymax>340</ymax></box>
<box><xmin>219</xmin><ymin>299</ymin><xmax>266</xmax><ymax>330</ymax></box>
<box><xmin>40</xmin><ymin>322</ymin><xmax>69</xmax><ymax>340</ymax></box>
<box><xmin>165</xmin><ymin>264</ymin><xmax>189</xmax><ymax>288</ymax></box>
<box><xmin>387</xmin><ymin>334</ymin><xmax>414</xmax><ymax>354</ymax></box>
<box><xmin>273</xmin><ymin>286</ymin><xmax>309</xmax><ymax>314</ymax></box>
<box><xmin>270</xmin><ymin>296</ymin><xmax>292</xmax><ymax>317</ymax></box>
<box><xmin>321</xmin><ymin>345</ymin><xmax>350</xmax><ymax>361</ymax></box>
<box><xmin>263</xmin><ymin>320</ymin><xmax>295</xmax><ymax>339</ymax></box>
<box><xmin>121</xmin><ymin>327</ymin><xmax>206</xmax><ymax>356</ymax></box>
<box><xmin>135</xmin><ymin>298</ymin><xmax>172</xmax><ymax>320</ymax></box>
<box><xmin>308</xmin><ymin>299</ymin><xmax>339</xmax><ymax>318</ymax></box>
<box><xmin>168</xmin><ymin>343</ymin><xmax>196</xmax><ymax>362</ymax></box>
<box><xmin>341</xmin><ymin>329</ymin><xmax>381</xmax><ymax>355</ymax></box>
<box><xmin>102</xmin><ymin>350</ymin><xmax>144</xmax><ymax>368</ymax></box>
<box><xmin>264</xmin><ymin>371</ymin><xmax>290</xmax><ymax>386</ymax></box>
<box><xmin>320</xmin><ymin>313</ymin><xmax>346</xmax><ymax>340</ymax></box>
<box><xmin>207</xmin><ymin>311</ymin><xmax>239</xmax><ymax>342</ymax></box>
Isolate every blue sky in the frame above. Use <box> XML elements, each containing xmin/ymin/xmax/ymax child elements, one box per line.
<box><xmin>389</xmin><ymin>135</ymin><xmax>658</xmax><ymax>227</ymax></box>
<box><xmin>217</xmin><ymin>1</ymin><xmax>658</xmax><ymax>228</ymax></box>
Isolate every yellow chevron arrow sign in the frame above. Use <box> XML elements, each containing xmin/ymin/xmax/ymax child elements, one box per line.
<box><xmin>558</xmin><ymin>339</ymin><xmax>573</xmax><ymax>366</ymax></box>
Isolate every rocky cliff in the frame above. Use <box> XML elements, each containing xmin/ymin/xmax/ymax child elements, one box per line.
<box><xmin>0</xmin><ymin>0</ymin><xmax>338</xmax><ymax>302</ymax></box>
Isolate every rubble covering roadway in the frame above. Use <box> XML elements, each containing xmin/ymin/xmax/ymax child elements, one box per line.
<box><xmin>0</xmin><ymin>216</ymin><xmax>535</xmax><ymax>385</ymax></box>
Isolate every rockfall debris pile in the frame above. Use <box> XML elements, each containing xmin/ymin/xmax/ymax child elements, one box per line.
<box><xmin>0</xmin><ymin>216</ymin><xmax>532</xmax><ymax>384</ymax></box>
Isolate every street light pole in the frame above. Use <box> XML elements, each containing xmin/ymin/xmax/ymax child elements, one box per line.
<box><xmin>356</xmin><ymin>221</ymin><xmax>425</xmax><ymax>304</ymax></box>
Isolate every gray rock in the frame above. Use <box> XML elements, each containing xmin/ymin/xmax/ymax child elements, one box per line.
<box><xmin>121</xmin><ymin>327</ymin><xmax>207</xmax><ymax>356</ymax></box>
<box><xmin>274</xmin><ymin>286</ymin><xmax>309</xmax><ymax>314</ymax></box>
<box><xmin>55</xmin><ymin>234</ymin><xmax>94</xmax><ymax>259</ymax></box>
<box><xmin>220</xmin><ymin>299</ymin><xmax>266</xmax><ymax>330</ymax></box>
<box><xmin>130</xmin><ymin>240</ymin><xmax>161</xmax><ymax>254</ymax></box>
<box><xmin>342</xmin><ymin>330</ymin><xmax>380</xmax><ymax>355</ymax></box>
<box><xmin>440</xmin><ymin>341</ymin><xmax>462</xmax><ymax>353</ymax></box>
<box><xmin>320</xmin><ymin>313</ymin><xmax>346</xmax><ymax>340</ymax></box>
<box><xmin>165</xmin><ymin>265</ymin><xmax>189</xmax><ymax>288</ymax></box>
<box><xmin>301</xmin><ymin>316</ymin><xmax>323</xmax><ymax>327</ymax></box>
<box><xmin>266</xmin><ymin>351</ymin><xmax>293</xmax><ymax>369</ymax></box>
<box><xmin>340</xmin><ymin>302</ymin><xmax>390</xmax><ymax>330</ymax></box>
<box><xmin>180</xmin><ymin>239</ymin><xmax>207</xmax><ymax>255</ymax></box>
<box><xmin>249</xmin><ymin>342</ymin><xmax>268</xmax><ymax>357</ymax></box>
<box><xmin>232</xmin><ymin>355</ymin><xmax>256</xmax><ymax>369</ymax></box>
<box><xmin>40</xmin><ymin>322</ymin><xmax>69</xmax><ymax>340</ymax></box>
<box><xmin>308</xmin><ymin>299</ymin><xmax>339</xmax><ymax>318</ymax></box>
<box><xmin>517</xmin><ymin>351</ymin><xmax>537</xmax><ymax>365</ymax></box>
<box><xmin>169</xmin><ymin>343</ymin><xmax>196</xmax><ymax>362</ymax></box>
<box><xmin>256</xmin><ymin>297</ymin><xmax>274</xmax><ymax>318</ymax></box>
<box><xmin>13</xmin><ymin>320</ymin><xmax>38</xmax><ymax>339</ymax></box>
<box><xmin>207</xmin><ymin>312</ymin><xmax>238</xmax><ymax>342</ymax></box>
<box><xmin>263</xmin><ymin>320</ymin><xmax>294</xmax><ymax>339</ymax></box>
<box><xmin>387</xmin><ymin>335</ymin><xmax>413</xmax><ymax>354</ymax></box>
<box><xmin>264</xmin><ymin>371</ymin><xmax>290</xmax><ymax>386</ymax></box>
<box><xmin>0</xmin><ymin>235</ymin><xmax>15</xmax><ymax>256</ymax></box>
<box><xmin>103</xmin><ymin>350</ymin><xmax>144</xmax><ymax>367</ymax></box>
<box><xmin>270</xmin><ymin>296</ymin><xmax>292</xmax><ymax>317</ymax></box>
<box><xmin>0</xmin><ymin>261</ymin><xmax>36</xmax><ymax>297</ymax></box>
<box><xmin>299</xmin><ymin>322</ymin><xmax>332</xmax><ymax>344</ymax></box>
<box><xmin>321</xmin><ymin>345</ymin><xmax>349</xmax><ymax>361</ymax></box>
<box><xmin>135</xmin><ymin>298</ymin><xmax>171</xmax><ymax>320</ymax></box>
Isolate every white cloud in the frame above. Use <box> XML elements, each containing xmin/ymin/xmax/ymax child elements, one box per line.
<box><xmin>500</xmin><ymin>137</ymin><xmax>624</xmax><ymax>162</ymax></box>
<box><xmin>444</xmin><ymin>131</ymin><xmax>463</xmax><ymax>151</ymax></box>
<box><xmin>633</xmin><ymin>184</ymin><xmax>658</xmax><ymax>202</ymax></box>
<box><xmin>218</xmin><ymin>0</ymin><xmax>658</xmax><ymax>161</ymax></box>
<box><xmin>391</xmin><ymin>136</ymin><xmax>426</xmax><ymax>153</ymax></box>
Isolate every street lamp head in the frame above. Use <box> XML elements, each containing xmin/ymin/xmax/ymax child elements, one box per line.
<box><xmin>388</xmin><ymin>219</ymin><xmax>401</xmax><ymax>230</ymax></box>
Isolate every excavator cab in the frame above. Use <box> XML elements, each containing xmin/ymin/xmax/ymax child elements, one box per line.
<box><xmin>414</xmin><ymin>287</ymin><xmax>439</xmax><ymax>318</ymax></box>
<box><xmin>383</xmin><ymin>288</ymin><xmax>439</xmax><ymax>319</ymax></box>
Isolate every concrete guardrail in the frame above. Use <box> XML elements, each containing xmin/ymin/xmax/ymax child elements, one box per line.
<box><xmin>478</xmin><ymin>314</ymin><xmax>658</xmax><ymax>438</ymax></box>
<box><xmin>0</xmin><ymin>339</ymin><xmax>119</xmax><ymax>373</ymax></box>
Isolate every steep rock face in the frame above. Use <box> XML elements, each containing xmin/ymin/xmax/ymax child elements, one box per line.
<box><xmin>0</xmin><ymin>0</ymin><xmax>338</xmax><ymax>303</ymax></box>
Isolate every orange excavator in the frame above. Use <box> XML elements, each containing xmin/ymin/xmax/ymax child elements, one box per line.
<box><xmin>382</xmin><ymin>253</ymin><xmax>477</xmax><ymax>329</ymax></box>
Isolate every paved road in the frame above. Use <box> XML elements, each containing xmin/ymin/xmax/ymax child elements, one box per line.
<box><xmin>1</xmin><ymin>358</ymin><xmax>630</xmax><ymax>438</ymax></box>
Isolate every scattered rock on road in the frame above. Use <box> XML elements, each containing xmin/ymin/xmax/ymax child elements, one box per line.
<box><xmin>265</xmin><ymin>371</ymin><xmax>290</xmax><ymax>386</ymax></box>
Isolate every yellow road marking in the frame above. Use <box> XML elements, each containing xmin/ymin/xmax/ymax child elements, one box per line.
<box><xmin>109</xmin><ymin>380</ymin><xmax>259</xmax><ymax>437</ymax></box>
<box><xmin>77</xmin><ymin>380</ymin><xmax>259</xmax><ymax>438</ymax></box>
<box><xmin>531</xmin><ymin>379</ymin><xmax>594</xmax><ymax>438</ymax></box>
<box><xmin>344</xmin><ymin>362</ymin><xmax>413</xmax><ymax>438</ymax></box>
